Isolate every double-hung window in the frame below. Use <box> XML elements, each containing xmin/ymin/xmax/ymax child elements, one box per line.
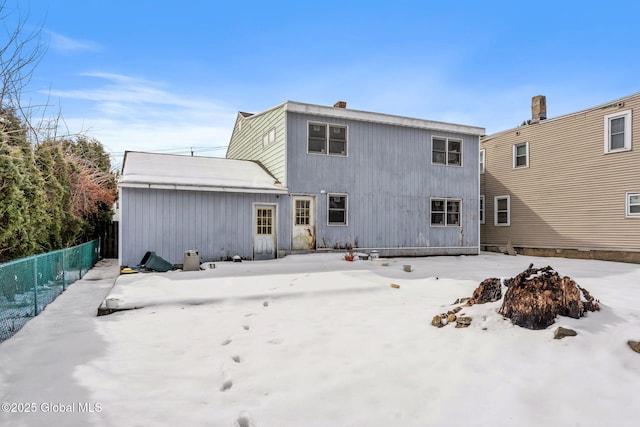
<box><xmin>494</xmin><ymin>195</ymin><xmax>510</xmax><ymax>226</ymax></box>
<box><xmin>262</xmin><ymin>128</ymin><xmax>276</xmax><ymax>148</ymax></box>
<box><xmin>432</xmin><ymin>137</ymin><xmax>462</xmax><ymax>166</ymax></box>
<box><xmin>480</xmin><ymin>149</ymin><xmax>485</xmax><ymax>174</ymax></box>
<box><xmin>431</xmin><ymin>198</ymin><xmax>461</xmax><ymax>226</ymax></box>
<box><xmin>308</xmin><ymin>123</ymin><xmax>347</xmax><ymax>156</ymax></box>
<box><xmin>604</xmin><ymin>110</ymin><xmax>632</xmax><ymax>153</ymax></box>
<box><xmin>479</xmin><ymin>195</ymin><xmax>485</xmax><ymax>224</ymax></box>
<box><xmin>627</xmin><ymin>193</ymin><xmax>640</xmax><ymax>218</ymax></box>
<box><xmin>513</xmin><ymin>142</ymin><xmax>528</xmax><ymax>168</ymax></box>
<box><xmin>328</xmin><ymin>194</ymin><xmax>347</xmax><ymax>225</ymax></box>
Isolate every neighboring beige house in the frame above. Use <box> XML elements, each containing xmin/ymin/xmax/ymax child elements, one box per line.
<box><xmin>481</xmin><ymin>93</ymin><xmax>640</xmax><ymax>263</ymax></box>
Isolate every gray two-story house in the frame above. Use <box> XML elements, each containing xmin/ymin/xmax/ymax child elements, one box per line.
<box><xmin>118</xmin><ymin>101</ymin><xmax>484</xmax><ymax>266</ymax></box>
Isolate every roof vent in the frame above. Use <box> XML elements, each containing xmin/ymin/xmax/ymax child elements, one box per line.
<box><xmin>333</xmin><ymin>101</ymin><xmax>347</xmax><ymax>108</ymax></box>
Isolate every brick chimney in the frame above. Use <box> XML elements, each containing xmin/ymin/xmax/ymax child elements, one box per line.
<box><xmin>531</xmin><ymin>95</ymin><xmax>547</xmax><ymax>121</ymax></box>
<box><xmin>333</xmin><ymin>101</ymin><xmax>347</xmax><ymax>108</ymax></box>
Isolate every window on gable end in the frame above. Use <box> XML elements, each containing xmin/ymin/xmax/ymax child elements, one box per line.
<box><xmin>513</xmin><ymin>142</ymin><xmax>529</xmax><ymax>168</ymax></box>
<box><xmin>604</xmin><ymin>110</ymin><xmax>632</xmax><ymax>153</ymax></box>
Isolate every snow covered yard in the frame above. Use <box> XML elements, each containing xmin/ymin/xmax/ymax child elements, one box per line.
<box><xmin>1</xmin><ymin>253</ymin><xmax>639</xmax><ymax>427</ymax></box>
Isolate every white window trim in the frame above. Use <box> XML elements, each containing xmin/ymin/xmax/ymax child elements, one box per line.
<box><xmin>479</xmin><ymin>195</ymin><xmax>485</xmax><ymax>225</ymax></box>
<box><xmin>626</xmin><ymin>192</ymin><xmax>640</xmax><ymax>218</ymax></box>
<box><xmin>480</xmin><ymin>149</ymin><xmax>485</xmax><ymax>174</ymax></box>
<box><xmin>431</xmin><ymin>136</ymin><xmax>463</xmax><ymax>167</ymax></box>
<box><xmin>429</xmin><ymin>197</ymin><xmax>462</xmax><ymax>227</ymax></box>
<box><xmin>512</xmin><ymin>142</ymin><xmax>529</xmax><ymax>169</ymax></box>
<box><xmin>307</xmin><ymin>121</ymin><xmax>348</xmax><ymax>157</ymax></box>
<box><xmin>494</xmin><ymin>195</ymin><xmax>510</xmax><ymax>226</ymax></box>
<box><xmin>604</xmin><ymin>109</ymin><xmax>632</xmax><ymax>153</ymax></box>
<box><xmin>327</xmin><ymin>193</ymin><xmax>348</xmax><ymax>226</ymax></box>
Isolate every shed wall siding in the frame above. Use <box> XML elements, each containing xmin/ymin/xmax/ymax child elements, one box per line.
<box><xmin>226</xmin><ymin>106</ymin><xmax>287</xmax><ymax>184</ymax></box>
<box><xmin>120</xmin><ymin>187</ymin><xmax>284</xmax><ymax>266</ymax></box>
<box><xmin>285</xmin><ymin>112</ymin><xmax>480</xmax><ymax>253</ymax></box>
<box><xmin>481</xmin><ymin>94</ymin><xmax>640</xmax><ymax>252</ymax></box>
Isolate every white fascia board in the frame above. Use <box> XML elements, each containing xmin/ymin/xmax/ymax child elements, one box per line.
<box><xmin>284</xmin><ymin>101</ymin><xmax>485</xmax><ymax>136</ymax></box>
<box><xmin>119</xmin><ymin>181</ymin><xmax>288</xmax><ymax>195</ymax></box>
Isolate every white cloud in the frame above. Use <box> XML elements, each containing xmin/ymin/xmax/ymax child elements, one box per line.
<box><xmin>47</xmin><ymin>31</ymin><xmax>102</xmax><ymax>54</ymax></box>
<box><xmin>43</xmin><ymin>73</ymin><xmax>237</xmax><ymax>168</ymax></box>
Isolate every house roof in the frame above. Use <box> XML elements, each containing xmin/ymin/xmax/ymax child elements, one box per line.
<box><xmin>234</xmin><ymin>101</ymin><xmax>486</xmax><ymax>136</ymax></box>
<box><xmin>119</xmin><ymin>151</ymin><xmax>287</xmax><ymax>194</ymax></box>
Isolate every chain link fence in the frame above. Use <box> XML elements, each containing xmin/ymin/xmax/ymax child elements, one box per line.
<box><xmin>0</xmin><ymin>239</ymin><xmax>100</xmax><ymax>342</ymax></box>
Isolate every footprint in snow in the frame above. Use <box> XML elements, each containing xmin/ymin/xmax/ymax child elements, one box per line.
<box><xmin>236</xmin><ymin>412</ymin><xmax>254</xmax><ymax>427</ymax></box>
<box><xmin>232</xmin><ymin>355</ymin><xmax>241</xmax><ymax>363</ymax></box>
<box><xmin>220</xmin><ymin>363</ymin><xmax>233</xmax><ymax>391</ymax></box>
<box><xmin>221</xmin><ymin>337</ymin><xmax>232</xmax><ymax>346</ymax></box>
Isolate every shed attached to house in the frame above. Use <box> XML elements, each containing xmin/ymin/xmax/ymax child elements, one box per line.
<box><xmin>118</xmin><ymin>151</ymin><xmax>287</xmax><ymax>267</ymax></box>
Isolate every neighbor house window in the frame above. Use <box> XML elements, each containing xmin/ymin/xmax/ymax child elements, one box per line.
<box><xmin>604</xmin><ymin>110</ymin><xmax>632</xmax><ymax>153</ymax></box>
<box><xmin>513</xmin><ymin>142</ymin><xmax>529</xmax><ymax>168</ymax></box>
<box><xmin>479</xmin><ymin>195</ymin><xmax>485</xmax><ymax>224</ymax></box>
<box><xmin>308</xmin><ymin>123</ymin><xmax>347</xmax><ymax>156</ymax></box>
<box><xmin>431</xmin><ymin>198</ymin><xmax>461</xmax><ymax>226</ymax></box>
<box><xmin>328</xmin><ymin>194</ymin><xmax>347</xmax><ymax>225</ymax></box>
<box><xmin>627</xmin><ymin>193</ymin><xmax>640</xmax><ymax>218</ymax></box>
<box><xmin>432</xmin><ymin>137</ymin><xmax>462</xmax><ymax>166</ymax></box>
<box><xmin>494</xmin><ymin>195</ymin><xmax>510</xmax><ymax>226</ymax></box>
<box><xmin>295</xmin><ymin>200</ymin><xmax>310</xmax><ymax>225</ymax></box>
<box><xmin>262</xmin><ymin>128</ymin><xmax>276</xmax><ymax>148</ymax></box>
<box><xmin>480</xmin><ymin>149</ymin><xmax>485</xmax><ymax>174</ymax></box>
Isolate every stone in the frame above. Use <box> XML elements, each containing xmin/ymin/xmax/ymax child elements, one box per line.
<box><xmin>431</xmin><ymin>315</ymin><xmax>443</xmax><ymax>328</ymax></box>
<box><xmin>471</xmin><ymin>278</ymin><xmax>502</xmax><ymax>304</ymax></box>
<box><xmin>454</xmin><ymin>297</ymin><xmax>470</xmax><ymax>304</ymax></box>
<box><xmin>455</xmin><ymin>317</ymin><xmax>472</xmax><ymax>328</ymax></box>
<box><xmin>554</xmin><ymin>327</ymin><xmax>577</xmax><ymax>339</ymax></box>
<box><xmin>628</xmin><ymin>341</ymin><xmax>640</xmax><ymax>353</ymax></box>
<box><xmin>390</xmin><ymin>283</ymin><xmax>400</xmax><ymax>289</ymax></box>
<box><xmin>447</xmin><ymin>313</ymin><xmax>457</xmax><ymax>323</ymax></box>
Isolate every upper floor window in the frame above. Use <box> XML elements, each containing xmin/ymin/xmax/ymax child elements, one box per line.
<box><xmin>513</xmin><ymin>142</ymin><xmax>529</xmax><ymax>168</ymax></box>
<box><xmin>328</xmin><ymin>194</ymin><xmax>348</xmax><ymax>225</ymax></box>
<box><xmin>262</xmin><ymin>128</ymin><xmax>276</xmax><ymax>148</ymax></box>
<box><xmin>480</xmin><ymin>149</ymin><xmax>485</xmax><ymax>174</ymax></box>
<box><xmin>494</xmin><ymin>195</ymin><xmax>510</xmax><ymax>226</ymax></box>
<box><xmin>604</xmin><ymin>110</ymin><xmax>632</xmax><ymax>153</ymax></box>
<box><xmin>627</xmin><ymin>193</ymin><xmax>640</xmax><ymax>218</ymax></box>
<box><xmin>432</xmin><ymin>137</ymin><xmax>462</xmax><ymax>166</ymax></box>
<box><xmin>308</xmin><ymin>123</ymin><xmax>347</xmax><ymax>156</ymax></box>
<box><xmin>430</xmin><ymin>198</ymin><xmax>461</xmax><ymax>226</ymax></box>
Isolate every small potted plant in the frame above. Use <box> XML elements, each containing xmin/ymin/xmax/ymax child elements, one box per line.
<box><xmin>344</xmin><ymin>248</ymin><xmax>355</xmax><ymax>262</ymax></box>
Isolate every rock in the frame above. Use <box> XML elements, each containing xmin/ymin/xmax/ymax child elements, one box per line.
<box><xmin>447</xmin><ymin>313</ymin><xmax>457</xmax><ymax>323</ymax></box>
<box><xmin>431</xmin><ymin>315</ymin><xmax>443</xmax><ymax>328</ymax></box>
<box><xmin>498</xmin><ymin>264</ymin><xmax>600</xmax><ymax>330</ymax></box>
<box><xmin>454</xmin><ymin>297</ymin><xmax>471</xmax><ymax>304</ymax></box>
<box><xmin>390</xmin><ymin>283</ymin><xmax>400</xmax><ymax>289</ymax></box>
<box><xmin>628</xmin><ymin>341</ymin><xmax>640</xmax><ymax>353</ymax></box>
<box><xmin>554</xmin><ymin>327</ymin><xmax>577</xmax><ymax>339</ymax></box>
<box><xmin>456</xmin><ymin>317</ymin><xmax>472</xmax><ymax>328</ymax></box>
<box><xmin>471</xmin><ymin>278</ymin><xmax>502</xmax><ymax>304</ymax></box>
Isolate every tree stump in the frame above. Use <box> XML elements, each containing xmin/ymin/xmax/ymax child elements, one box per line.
<box><xmin>470</xmin><ymin>278</ymin><xmax>502</xmax><ymax>304</ymax></box>
<box><xmin>498</xmin><ymin>264</ymin><xmax>599</xmax><ymax>330</ymax></box>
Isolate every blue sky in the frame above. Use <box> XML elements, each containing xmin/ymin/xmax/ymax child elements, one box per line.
<box><xmin>10</xmin><ymin>0</ymin><xmax>640</xmax><ymax>167</ymax></box>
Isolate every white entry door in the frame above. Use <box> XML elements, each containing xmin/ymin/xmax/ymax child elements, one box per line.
<box><xmin>254</xmin><ymin>205</ymin><xmax>276</xmax><ymax>260</ymax></box>
<box><xmin>291</xmin><ymin>196</ymin><xmax>315</xmax><ymax>251</ymax></box>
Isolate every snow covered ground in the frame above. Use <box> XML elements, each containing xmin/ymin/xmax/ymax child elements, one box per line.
<box><xmin>1</xmin><ymin>253</ymin><xmax>639</xmax><ymax>427</ymax></box>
